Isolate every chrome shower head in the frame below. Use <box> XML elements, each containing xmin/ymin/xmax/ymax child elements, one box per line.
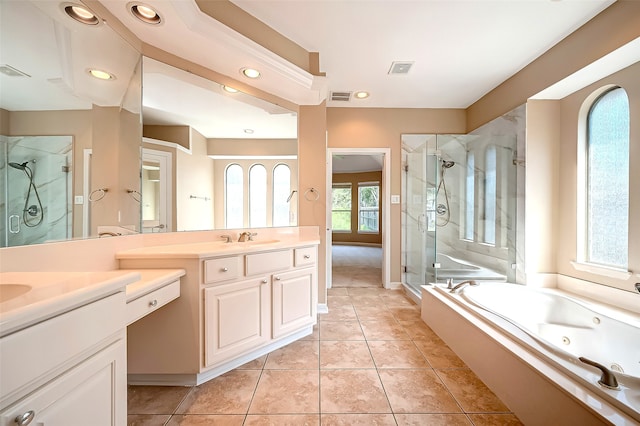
<box><xmin>8</xmin><ymin>161</ymin><xmax>28</xmax><ymax>170</ymax></box>
<box><xmin>441</xmin><ymin>160</ymin><xmax>455</xmax><ymax>169</ymax></box>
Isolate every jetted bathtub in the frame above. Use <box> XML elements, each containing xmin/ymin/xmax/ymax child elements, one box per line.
<box><xmin>421</xmin><ymin>282</ymin><xmax>640</xmax><ymax>425</ymax></box>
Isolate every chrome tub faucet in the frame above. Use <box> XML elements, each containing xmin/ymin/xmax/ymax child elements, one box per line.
<box><xmin>449</xmin><ymin>280</ymin><xmax>478</xmax><ymax>293</ymax></box>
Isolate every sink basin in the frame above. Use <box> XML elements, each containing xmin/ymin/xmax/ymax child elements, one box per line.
<box><xmin>0</xmin><ymin>284</ymin><xmax>32</xmax><ymax>303</ymax></box>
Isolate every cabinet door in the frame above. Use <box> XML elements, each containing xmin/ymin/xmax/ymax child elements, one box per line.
<box><xmin>204</xmin><ymin>277</ymin><xmax>270</xmax><ymax>367</ymax></box>
<box><xmin>0</xmin><ymin>338</ymin><xmax>126</xmax><ymax>426</ymax></box>
<box><xmin>272</xmin><ymin>267</ymin><xmax>317</xmax><ymax>339</ymax></box>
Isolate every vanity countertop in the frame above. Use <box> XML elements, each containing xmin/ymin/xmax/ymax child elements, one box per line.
<box><xmin>116</xmin><ymin>236</ymin><xmax>321</xmax><ymax>260</ymax></box>
<box><xmin>0</xmin><ymin>271</ymin><xmax>140</xmax><ymax>337</ymax></box>
<box><xmin>124</xmin><ymin>269</ymin><xmax>185</xmax><ymax>302</ymax></box>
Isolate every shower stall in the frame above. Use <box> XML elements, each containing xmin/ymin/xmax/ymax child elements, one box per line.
<box><xmin>402</xmin><ymin>133</ymin><xmax>521</xmax><ymax>294</ymax></box>
<box><xmin>1</xmin><ymin>135</ymin><xmax>73</xmax><ymax>247</ymax></box>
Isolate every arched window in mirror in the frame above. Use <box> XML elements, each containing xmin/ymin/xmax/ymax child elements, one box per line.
<box><xmin>249</xmin><ymin>164</ymin><xmax>267</xmax><ymax>228</ymax></box>
<box><xmin>273</xmin><ymin>164</ymin><xmax>291</xmax><ymax>227</ymax></box>
<box><xmin>583</xmin><ymin>87</ymin><xmax>629</xmax><ymax>268</ymax></box>
<box><xmin>484</xmin><ymin>146</ymin><xmax>497</xmax><ymax>245</ymax></box>
<box><xmin>225</xmin><ymin>164</ymin><xmax>243</xmax><ymax>228</ymax></box>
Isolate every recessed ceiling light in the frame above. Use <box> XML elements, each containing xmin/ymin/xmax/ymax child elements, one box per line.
<box><xmin>222</xmin><ymin>85</ymin><xmax>239</xmax><ymax>93</ymax></box>
<box><xmin>244</xmin><ymin>129</ymin><xmax>254</xmax><ymax>134</ymax></box>
<box><xmin>241</xmin><ymin>68</ymin><xmax>261</xmax><ymax>79</ymax></box>
<box><xmin>88</xmin><ymin>68</ymin><xmax>115</xmax><ymax>80</ymax></box>
<box><xmin>63</xmin><ymin>4</ymin><xmax>100</xmax><ymax>25</ymax></box>
<box><xmin>354</xmin><ymin>91</ymin><xmax>370</xmax><ymax>99</ymax></box>
<box><xmin>129</xmin><ymin>2</ymin><xmax>162</xmax><ymax>24</ymax></box>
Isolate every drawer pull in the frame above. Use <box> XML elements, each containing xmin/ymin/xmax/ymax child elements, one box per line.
<box><xmin>15</xmin><ymin>410</ymin><xmax>35</xmax><ymax>425</ymax></box>
<box><xmin>261</xmin><ymin>279</ymin><xmax>268</xmax><ymax>284</ymax></box>
<box><xmin>221</xmin><ymin>267</ymin><xmax>228</xmax><ymax>272</ymax></box>
<box><xmin>303</xmin><ymin>255</ymin><xmax>311</xmax><ymax>259</ymax></box>
<box><xmin>274</xmin><ymin>276</ymin><xmax>281</xmax><ymax>281</ymax></box>
<box><xmin>149</xmin><ymin>299</ymin><xmax>158</xmax><ymax>307</ymax></box>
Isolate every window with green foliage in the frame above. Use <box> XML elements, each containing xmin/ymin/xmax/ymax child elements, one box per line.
<box><xmin>332</xmin><ymin>184</ymin><xmax>352</xmax><ymax>232</ymax></box>
<box><xmin>358</xmin><ymin>183</ymin><xmax>379</xmax><ymax>233</ymax></box>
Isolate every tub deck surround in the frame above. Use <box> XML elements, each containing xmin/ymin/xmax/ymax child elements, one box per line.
<box><xmin>421</xmin><ymin>283</ymin><xmax>640</xmax><ymax>425</ymax></box>
<box><xmin>0</xmin><ymin>270</ymin><xmax>140</xmax><ymax>337</ymax></box>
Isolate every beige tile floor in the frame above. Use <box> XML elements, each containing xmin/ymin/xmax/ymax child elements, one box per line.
<box><xmin>127</xmin><ymin>286</ymin><xmax>523</xmax><ymax>425</ymax></box>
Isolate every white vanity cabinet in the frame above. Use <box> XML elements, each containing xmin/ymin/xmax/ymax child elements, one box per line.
<box><xmin>0</xmin><ymin>292</ymin><xmax>127</xmax><ymax>426</ymax></box>
<box><xmin>122</xmin><ymin>241</ymin><xmax>318</xmax><ymax>385</ymax></box>
<box><xmin>203</xmin><ymin>248</ymin><xmax>317</xmax><ymax>368</ymax></box>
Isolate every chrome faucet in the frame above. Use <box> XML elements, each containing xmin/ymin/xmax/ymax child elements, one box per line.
<box><xmin>220</xmin><ymin>234</ymin><xmax>233</xmax><ymax>243</ymax></box>
<box><xmin>579</xmin><ymin>357</ymin><xmax>619</xmax><ymax>389</ymax></box>
<box><xmin>449</xmin><ymin>280</ymin><xmax>478</xmax><ymax>293</ymax></box>
<box><xmin>238</xmin><ymin>231</ymin><xmax>257</xmax><ymax>242</ymax></box>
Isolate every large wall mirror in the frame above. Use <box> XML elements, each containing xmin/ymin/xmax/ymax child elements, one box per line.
<box><xmin>141</xmin><ymin>57</ymin><xmax>298</xmax><ymax>233</ymax></box>
<box><xmin>0</xmin><ymin>0</ymin><xmax>142</xmax><ymax>247</ymax></box>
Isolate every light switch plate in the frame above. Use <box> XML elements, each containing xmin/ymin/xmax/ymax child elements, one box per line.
<box><xmin>74</xmin><ymin>195</ymin><xmax>84</xmax><ymax>204</ymax></box>
<box><xmin>391</xmin><ymin>195</ymin><xmax>400</xmax><ymax>204</ymax></box>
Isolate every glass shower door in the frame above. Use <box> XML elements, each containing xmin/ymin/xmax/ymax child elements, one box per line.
<box><xmin>402</xmin><ymin>135</ymin><xmax>438</xmax><ymax>292</ymax></box>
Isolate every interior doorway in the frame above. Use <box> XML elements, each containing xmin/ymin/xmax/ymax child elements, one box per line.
<box><xmin>326</xmin><ymin>148</ymin><xmax>391</xmax><ymax>289</ymax></box>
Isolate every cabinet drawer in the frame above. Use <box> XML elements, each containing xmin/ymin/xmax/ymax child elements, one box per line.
<box><xmin>204</xmin><ymin>256</ymin><xmax>241</xmax><ymax>284</ymax></box>
<box><xmin>126</xmin><ymin>280</ymin><xmax>180</xmax><ymax>325</ymax></box>
<box><xmin>0</xmin><ymin>292</ymin><xmax>125</xmax><ymax>405</ymax></box>
<box><xmin>245</xmin><ymin>250</ymin><xmax>292</xmax><ymax>275</ymax></box>
<box><xmin>294</xmin><ymin>246</ymin><xmax>316</xmax><ymax>267</ymax></box>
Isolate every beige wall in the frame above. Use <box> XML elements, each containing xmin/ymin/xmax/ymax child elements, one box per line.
<box><xmin>176</xmin><ymin>128</ymin><xmax>215</xmax><ymax>231</ymax></box>
<box><xmin>525</xmin><ymin>100</ymin><xmax>561</xmax><ymax>277</ymax></box>
<box><xmin>208</xmin><ymin>138</ymin><xmax>297</xmax><ymax>157</ymax></box>
<box><xmin>298</xmin><ymin>103</ymin><xmax>328</xmax><ymax>303</ymax></box>
<box><xmin>144</xmin><ymin>125</ymin><xmax>190</xmax><ymax>150</ymax></box>
<box><xmin>331</xmin><ymin>171</ymin><xmax>383</xmax><ymax>245</ymax></box>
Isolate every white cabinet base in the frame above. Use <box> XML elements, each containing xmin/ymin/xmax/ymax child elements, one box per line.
<box><xmin>128</xmin><ymin>325</ymin><xmax>313</xmax><ymax>386</ymax></box>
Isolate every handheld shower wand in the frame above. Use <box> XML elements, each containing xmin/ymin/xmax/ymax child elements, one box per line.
<box><xmin>8</xmin><ymin>160</ymin><xmax>44</xmax><ymax>227</ymax></box>
<box><xmin>436</xmin><ymin>158</ymin><xmax>455</xmax><ymax>226</ymax></box>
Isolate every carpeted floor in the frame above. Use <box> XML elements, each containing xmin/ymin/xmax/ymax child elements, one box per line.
<box><xmin>331</xmin><ymin>244</ymin><xmax>383</xmax><ymax>288</ymax></box>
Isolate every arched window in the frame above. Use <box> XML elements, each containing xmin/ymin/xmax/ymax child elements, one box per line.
<box><xmin>272</xmin><ymin>164</ymin><xmax>291</xmax><ymax>227</ymax></box>
<box><xmin>484</xmin><ymin>146</ymin><xmax>496</xmax><ymax>245</ymax></box>
<box><xmin>464</xmin><ymin>151</ymin><xmax>475</xmax><ymax>241</ymax></box>
<box><xmin>249</xmin><ymin>164</ymin><xmax>267</xmax><ymax>228</ymax></box>
<box><xmin>584</xmin><ymin>87</ymin><xmax>629</xmax><ymax>268</ymax></box>
<box><xmin>225</xmin><ymin>164</ymin><xmax>243</xmax><ymax>228</ymax></box>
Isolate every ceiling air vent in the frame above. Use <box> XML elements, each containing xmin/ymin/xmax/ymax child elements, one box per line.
<box><xmin>388</xmin><ymin>61</ymin><xmax>414</xmax><ymax>75</ymax></box>
<box><xmin>0</xmin><ymin>64</ymin><xmax>30</xmax><ymax>78</ymax></box>
<box><xmin>330</xmin><ymin>91</ymin><xmax>352</xmax><ymax>102</ymax></box>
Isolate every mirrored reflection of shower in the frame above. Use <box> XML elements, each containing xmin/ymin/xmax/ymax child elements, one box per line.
<box><xmin>436</xmin><ymin>158</ymin><xmax>455</xmax><ymax>226</ymax></box>
<box><xmin>8</xmin><ymin>159</ymin><xmax>44</xmax><ymax>227</ymax></box>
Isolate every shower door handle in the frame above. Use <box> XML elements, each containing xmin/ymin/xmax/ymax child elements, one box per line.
<box><xmin>9</xmin><ymin>215</ymin><xmax>20</xmax><ymax>234</ymax></box>
<box><xmin>417</xmin><ymin>214</ymin><xmax>425</xmax><ymax>233</ymax></box>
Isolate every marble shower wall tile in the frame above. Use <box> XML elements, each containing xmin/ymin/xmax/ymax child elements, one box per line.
<box><xmin>3</xmin><ymin>136</ymin><xmax>72</xmax><ymax>246</ymax></box>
